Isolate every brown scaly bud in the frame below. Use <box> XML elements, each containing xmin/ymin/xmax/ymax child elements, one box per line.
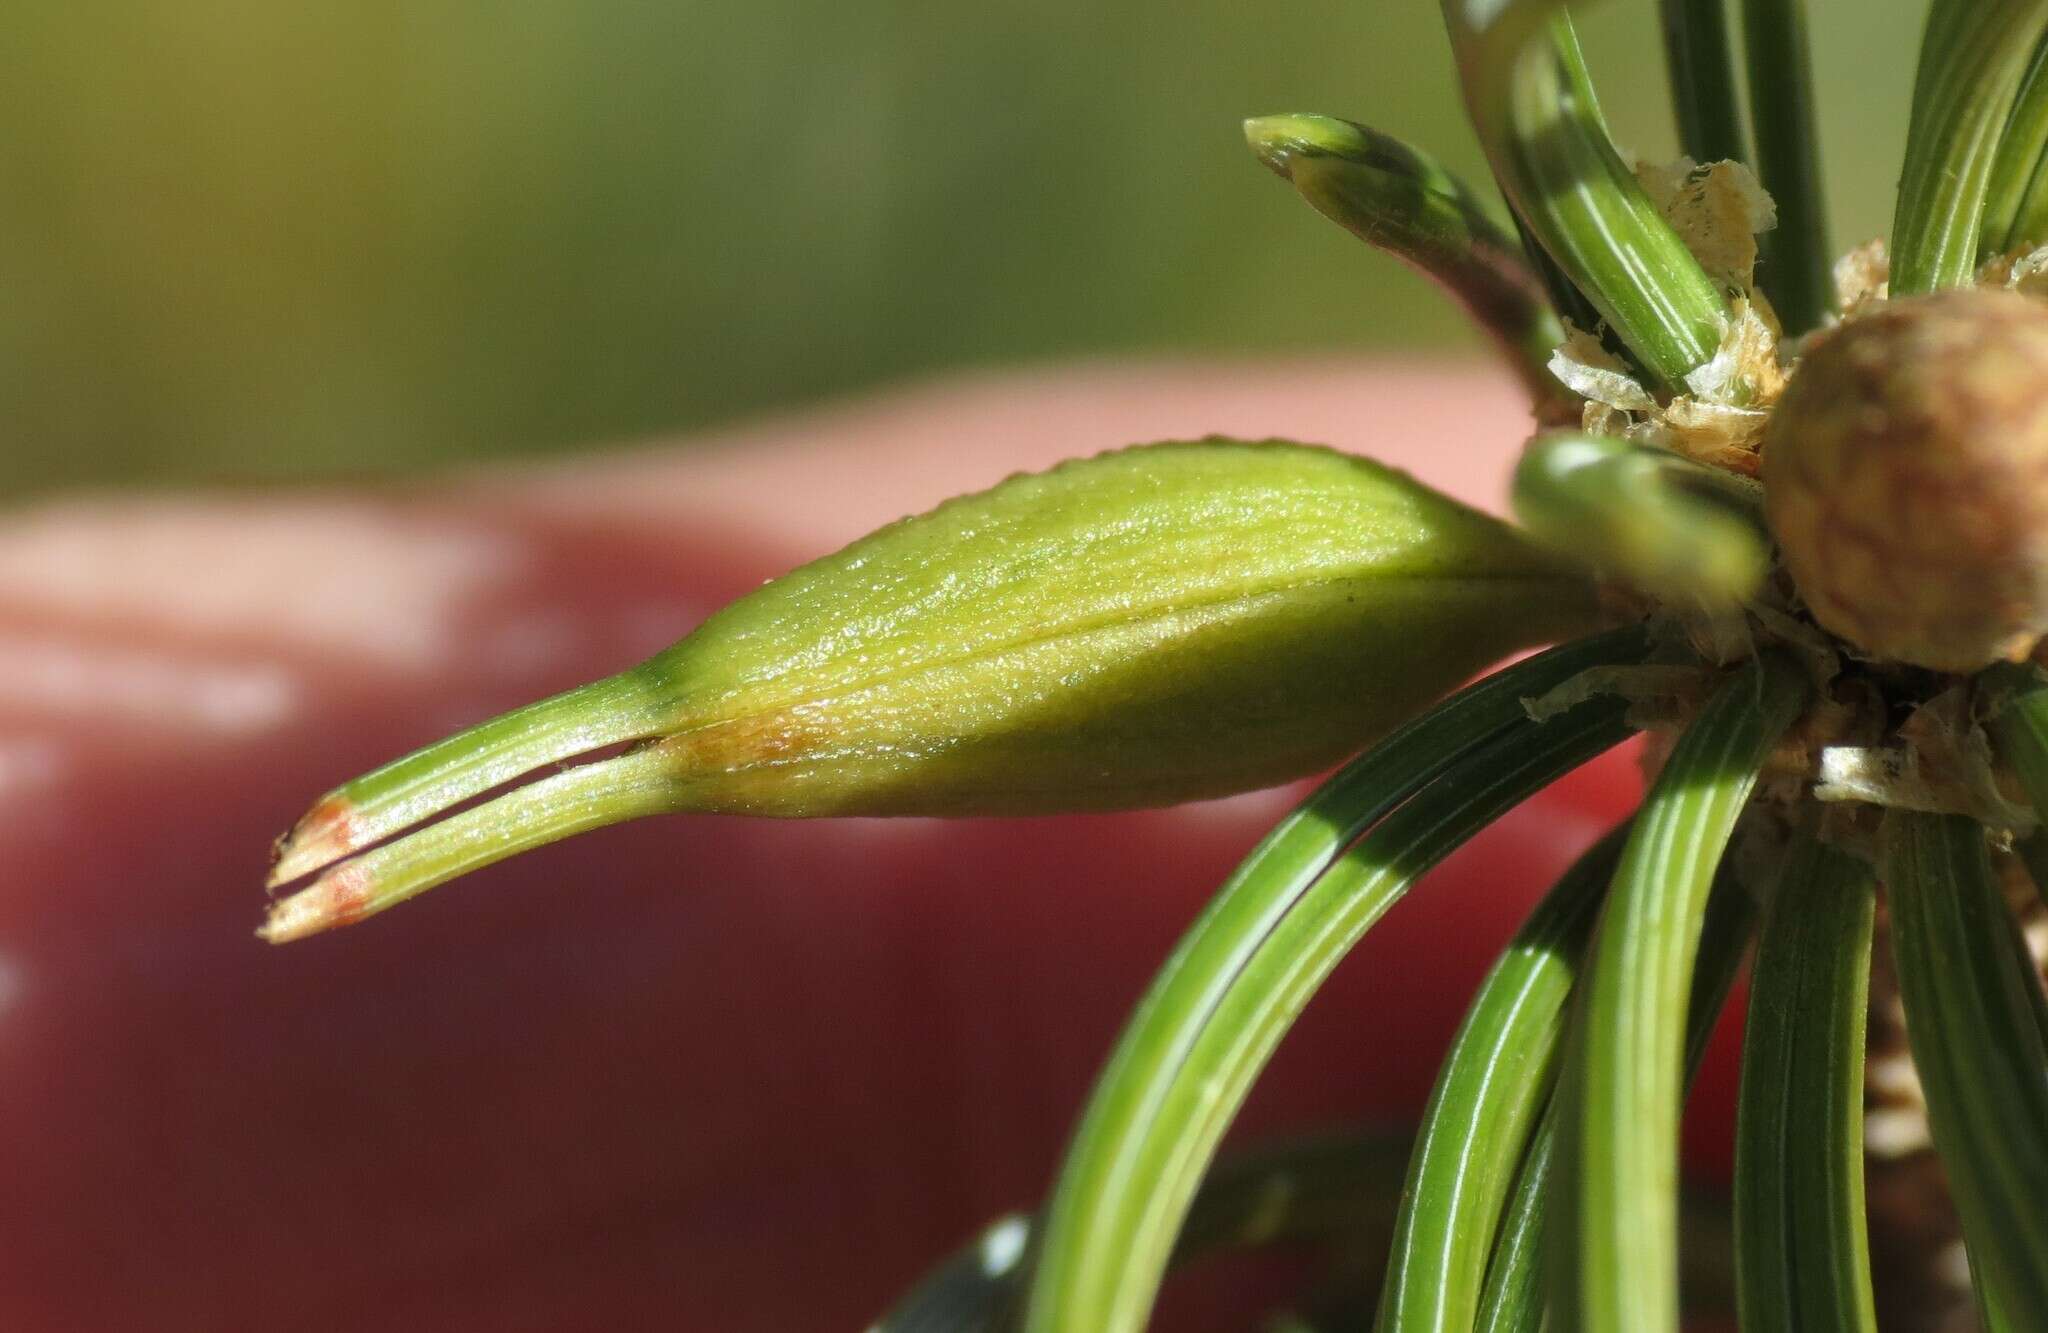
<box><xmin>1765</xmin><ymin>288</ymin><xmax>2048</xmax><ymax>672</ymax></box>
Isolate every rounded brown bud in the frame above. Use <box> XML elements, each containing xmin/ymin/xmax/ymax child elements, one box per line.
<box><xmin>1764</xmin><ymin>288</ymin><xmax>2048</xmax><ymax>671</ymax></box>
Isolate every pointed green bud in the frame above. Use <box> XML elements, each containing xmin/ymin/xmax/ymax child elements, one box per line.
<box><xmin>263</xmin><ymin>438</ymin><xmax>1601</xmax><ymax>940</ymax></box>
<box><xmin>1243</xmin><ymin>114</ymin><xmax>1569</xmax><ymax>416</ymax></box>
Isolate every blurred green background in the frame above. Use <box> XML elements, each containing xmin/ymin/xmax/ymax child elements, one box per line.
<box><xmin>4</xmin><ymin>1</ymin><xmax>1923</xmax><ymax>498</ymax></box>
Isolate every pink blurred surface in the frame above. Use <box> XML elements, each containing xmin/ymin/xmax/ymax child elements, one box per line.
<box><xmin>0</xmin><ymin>362</ymin><xmax>1684</xmax><ymax>1329</ymax></box>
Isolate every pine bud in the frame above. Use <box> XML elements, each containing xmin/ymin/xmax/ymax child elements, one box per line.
<box><xmin>263</xmin><ymin>438</ymin><xmax>1601</xmax><ymax>940</ymax></box>
<box><xmin>1765</xmin><ymin>288</ymin><xmax>2048</xmax><ymax>671</ymax></box>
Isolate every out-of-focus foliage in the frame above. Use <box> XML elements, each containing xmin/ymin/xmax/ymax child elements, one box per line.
<box><xmin>0</xmin><ymin>1</ymin><xmax>1918</xmax><ymax>497</ymax></box>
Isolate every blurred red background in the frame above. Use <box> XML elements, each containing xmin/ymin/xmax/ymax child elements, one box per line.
<box><xmin>0</xmin><ymin>364</ymin><xmax>1734</xmax><ymax>1329</ymax></box>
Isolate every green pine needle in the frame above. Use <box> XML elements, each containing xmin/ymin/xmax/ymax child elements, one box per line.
<box><xmin>874</xmin><ymin>1131</ymin><xmax>1417</xmax><ymax>1333</ymax></box>
<box><xmin>1022</xmin><ymin>633</ymin><xmax>1643</xmax><ymax>1333</ymax></box>
<box><xmin>1990</xmin><ymin>663</ymin><xmax>2048</xmax><ymax>823</ymax></box>
<box><xmin>1892</xmin><ymin>0</ymin><xmax>2048</xmax><ymax>294</ymax></box>
<box><xmin>1473</xmin><ymin>849</ymin><xmax>1759</xmax><ymax>1333</ymax></box>
<box><xmin>1375</xmin><ymin>822</ymin><xmax>1626</xmax><ymax>1332</ymax></box>
<box><xmin>1442</xmin><ymin>1</ymin><xmax>1728</xmax><ymax>388</ymax></box>
<box><xmin>1882</xmin><ymin>813</ymin><xmax>2048</xmax><ymax>1320</ymax></box>
<box><xmin>1981</xmin><ymin>31</ymin><xmax>2048</xmax><ymax>252</ymax></box>
<box><xmin>1549</xmin><ymin>653</ymin><xmax>1809</xmax><ymax>1333</ymax></box>
<box><xmin>1741</xmin><ymin>0</ymin><xmax>1832</xmax><ymax>335</ymax></box>
<box><xmin>1660</xmin><ymin>0</ymin><xmax>1750</xmax><ymax>167</ymax></box>
<box><xmin>1732</xmin><ymin>834</ymin><xmax>1878</xmax><ymax>1333</ymax></box>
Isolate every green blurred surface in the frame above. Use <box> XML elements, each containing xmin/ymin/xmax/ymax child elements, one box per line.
<box><xmin>1</xmin><ymin>1</ymin><xmax>1922</xmax><ymax>497</ymax></box>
